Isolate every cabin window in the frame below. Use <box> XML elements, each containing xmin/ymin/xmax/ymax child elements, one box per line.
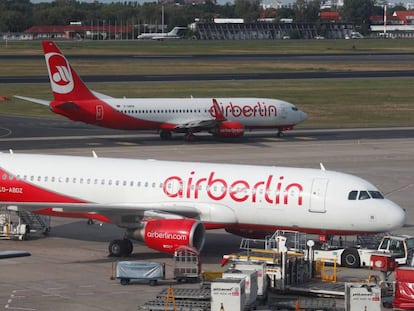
<box><xmin>348</xmin><ymin>191</ymin><xmax>358</xmax><ymax>200</ymax></box>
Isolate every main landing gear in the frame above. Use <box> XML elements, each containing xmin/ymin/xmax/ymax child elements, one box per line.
<box><xmin>277</xmin><ymin>130</ymin><xmax>284</xmax><ymax>137</ymax></box>
<box><xmin>108</xmin><ymin>239</ymin><xmax>133</xmax><ymax>257</ymax></box>
<box><xmin>184</xmin><ymin>133</ymin><xmax>196</xmax><ymax>142</ymax></box>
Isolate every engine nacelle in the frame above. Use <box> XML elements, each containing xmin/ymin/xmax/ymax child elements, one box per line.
<box><xmin>215</xmin><ymin>121</ymin><xmax>245</xmax><ymax>138</ymax></box>
<box><xmin>127</xmin><ymin>219</ymin><xmax>205</xmax><ymax>254</ymax></box>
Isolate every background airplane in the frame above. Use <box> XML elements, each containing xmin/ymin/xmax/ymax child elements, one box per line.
<box><xmin>15</xmin><ymin>41</ymin><xmax>308</xmax><ymax>141</ymax></box>
<box><xmin>137</xmin><ymin>26</ymin><xmax>187</xmax><ymax>40</ymax></box>
<box><xmin>0</xmin><ymin>152</ymin><xmax>405</xmax><ymax>256</ymax></box>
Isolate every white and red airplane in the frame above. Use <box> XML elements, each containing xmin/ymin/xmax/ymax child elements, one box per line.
<box><xmin>15</xmin><ymin>41</ymin><xmax>307</xmax><ymax>141</ymax></box>
<box><xmin>0</xmin><ymin>152</ymin><xmax>405</xmax><ymax>256</ymax></box>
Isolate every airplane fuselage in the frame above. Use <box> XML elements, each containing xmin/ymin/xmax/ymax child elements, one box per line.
<box><xmin>52</xmin><ymin>97</ymin><xmax>305</xmax><ymax>131</ymax></box>
<box><xmin>0</xmin><ymin>153</ymin><xmax>405</xmax><ymax>236</ymax></box>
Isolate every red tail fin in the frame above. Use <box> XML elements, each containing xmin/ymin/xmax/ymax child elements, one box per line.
<box><xmin>42</xmin><ymin>41</ymin><xmax>97</xmax><ymax>102</ymax></box>
<box><xmin>212</xmin><ymin>98</ymin><xmax>226</xmax><ymax>121</ymax></box>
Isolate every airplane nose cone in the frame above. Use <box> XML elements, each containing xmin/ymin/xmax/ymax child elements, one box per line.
<box><xmin>387</xmin><ymin>202</ymin><xmax>406</xmax><ymax>231</ymax></box>
<box><xmin>299</xmin><ymin>110</ymin><xmax>308</xmax><ymax>123</ymax></box>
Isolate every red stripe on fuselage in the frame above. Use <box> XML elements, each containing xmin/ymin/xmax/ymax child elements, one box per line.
<box><xmin>0</xmin><ymin>167</ymin><xmax>86</xmax><ymax>203</ymax></box>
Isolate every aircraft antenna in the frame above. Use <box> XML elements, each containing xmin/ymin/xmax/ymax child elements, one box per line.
<box><xmin>9</xmin><ymin>149</ymin><xmax>13</xmax><ymax>154</ymax></box>
<box><xmin>319</xmin><ymin>163</ymin><xmax>326</xmax><ymax>171</ymax></box>
<box><xmin>92</xmin><ymin>151</ymin><xmax>98</xmax><ymax>158</ymax></box>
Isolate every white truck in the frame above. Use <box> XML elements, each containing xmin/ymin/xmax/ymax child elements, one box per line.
<box><xmin>311</xmin><ymin>235</ymin><xmax>414</xmax><ymax>268</ymax></box>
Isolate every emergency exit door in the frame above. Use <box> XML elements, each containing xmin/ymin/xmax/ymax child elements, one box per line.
<box><xmin>309</xmin><ymin>178</ymin><xmax>329</xmax><ymax>213</ymax></box>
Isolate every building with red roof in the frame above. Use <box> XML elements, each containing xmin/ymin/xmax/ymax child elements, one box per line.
<box><xmin>24</xmin><ymin>24</ymin><xmax>133</xmax><ymax>40</ymax></box>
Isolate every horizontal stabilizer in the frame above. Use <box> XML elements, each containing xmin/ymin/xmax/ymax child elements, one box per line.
<box><xmin>14</xmin><ymin>95</ymin><xmax>50</xmax><ymax>106</ymax></box>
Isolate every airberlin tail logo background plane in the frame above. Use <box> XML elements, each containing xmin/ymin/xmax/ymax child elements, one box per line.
<box><xmin>15</xmin><ymin>41</ymin><xmax>307</xmax><ymax>141</ymax></box>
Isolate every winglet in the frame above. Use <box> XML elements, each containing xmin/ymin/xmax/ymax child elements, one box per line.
<box><xmin>212</xmin><ymin>98</ymin><xmax>226</xmax><ymax>121</ymax></box>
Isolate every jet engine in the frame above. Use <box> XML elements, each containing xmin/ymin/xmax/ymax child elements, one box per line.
<box><xmin>213</xmin><ymin>121</ymin><xmax>245</xmax><ymax>138</ymax></box>
<box><xmin>127</xmin><ymin>219</ymin><xmax>205</xmax><ymax>254</ymax></box>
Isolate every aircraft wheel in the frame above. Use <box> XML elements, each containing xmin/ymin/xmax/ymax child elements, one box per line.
<box><xmin>125</xmin><ymin>239</ymin><xmax>133</xmax><ymax>256</ymax></box>
<box><xmin>341</xmin><ymin>248</ymin><xmax>360</xmax><ymax>268</ymax></box>
<box><xmin>109</xmin><ymin>239</ymin><xmax>128</xmax><ymax>257</ymax></box>
<box><xmin>160</xmin><ymin>130</ymin><xmax>172</xmax><ymax>140</ymax></box>
<box><xmin>277</xmin><ymin>131</ymin><xmax>284</xmax><ymax>137</ymax></box>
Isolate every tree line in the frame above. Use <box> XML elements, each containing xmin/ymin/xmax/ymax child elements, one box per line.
<box><xmin>0</xmin><ymin>0</ymin><xmax>406</xmax><ymax>34</ymax></box>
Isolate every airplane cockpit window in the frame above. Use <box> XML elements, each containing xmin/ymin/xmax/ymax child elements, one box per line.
<box><xmin>291</xmin><ymin>106</ymin><xmax>298</xmax><ymax>111</ymax></box>
<box><xmin>369</xmin><ymin>191</ymin><xmax>384</xmax><ymax>199</ymax></box>
<box><xmin>359</xmin><ymin>191</ymin><xmax>370</xmax><ymax>200</ymax></box>
<box><xmin>348</xmin><ymin>190</ymin><xmax>358</xmax><ymax>200</ymax></box>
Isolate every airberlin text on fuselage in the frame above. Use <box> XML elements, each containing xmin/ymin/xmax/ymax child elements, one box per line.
<box><xmin>163</xmin><ymin>171</ymin><xmax>303</xmax><ymax>206</ymax></box>
<box><xmin>210</xmin><ymin>102</ymin><xmax>277</xmax><ymax>118</ymax></box>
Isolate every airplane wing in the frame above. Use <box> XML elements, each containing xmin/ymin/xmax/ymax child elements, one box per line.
<box><xmin>172</xmin><ymin>98</ymin><xmax>226</xmax><ymax>133</ymax></box>
<box><xmin>1</xmin><ymin>201</ymin><xmax>238</xmax><ymax>226</ymax></box>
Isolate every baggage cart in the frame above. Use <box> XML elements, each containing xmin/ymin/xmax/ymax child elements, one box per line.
<box><xmin>173</xmin><ymin>245</ymin><xmax>201</xmax><ymax>283</ymax></box>
<box><xmin>116</xmin><ymin>261</ymin><xmax>165</xmax><ymax>286</ymax></box>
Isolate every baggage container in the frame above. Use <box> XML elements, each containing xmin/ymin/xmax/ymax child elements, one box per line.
<box><xmin>116</xmin><ymin>261</ymin><xmax>165</xmax><ymax>286</ymax></box>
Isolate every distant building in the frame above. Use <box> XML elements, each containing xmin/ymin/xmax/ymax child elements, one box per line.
<box><xmin>24</xmin><ymin>24</ymin><xmax>133</xmax><ymax>40</ymax></box>
<box><xmin>370</xmin><ymin>10</ymin><xmax>414</xmax><ymax>38</ymax></box>
<box><xmin>320</xmin><ymin>11</ymin><xmax>340</xmax><ymax>23</ymax></box>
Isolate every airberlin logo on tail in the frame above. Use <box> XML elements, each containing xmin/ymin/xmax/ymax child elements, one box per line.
<box><xmin>162</xmin><ymin>171</ymin><xmax>303</xmax><ymax>206</ymax></box>
<box><xmin>45</xmin><ymin>52</ymin><xmax>74</xmax><ymax>94</ymax></box>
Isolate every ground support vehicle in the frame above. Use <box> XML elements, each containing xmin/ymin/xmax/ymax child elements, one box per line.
<box><xmin>173</xmin><ymin>245</ymin><xmax>201</xmax><ymax>283</ymax></box>
<box><xmin>311</xmin><ymin>235</ymin><xmax>414</xmax><ymax>268</ymax></box>
<box><xmin>0</xmin><ymin>210</ymin><xmax>29</xmax><ymax>240</ymax></box>
<box><xmin>239</xmin><ymin>230</ymin><xmax>414</xmax><ymax>269</ymax></box>
<box><xmin>116</xmin><ymin>261</ymin><xmax>165</xmax><ymax>286</ymax></box>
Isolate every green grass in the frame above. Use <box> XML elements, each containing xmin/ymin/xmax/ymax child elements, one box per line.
<box><xmin>1</xmin><ymin>39</ymin><xmax>414</xmax><ymax>55</ymax></box>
